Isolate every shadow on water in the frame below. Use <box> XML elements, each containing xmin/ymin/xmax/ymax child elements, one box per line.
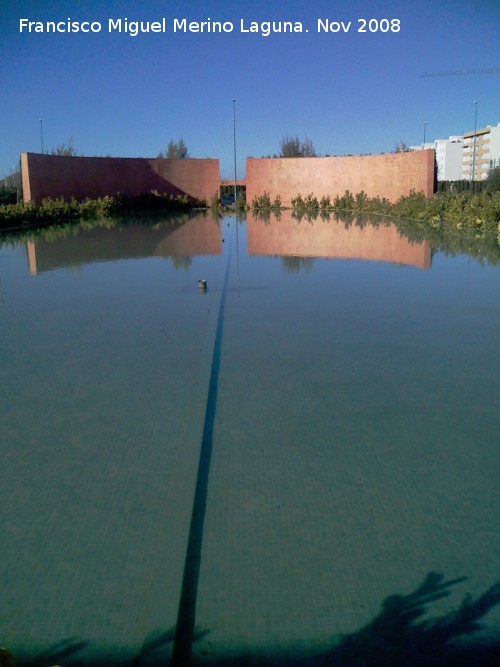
<box><xmin>311</xmin><ymin>572</ymin><xmax>500</xmax><ymax>667</ymax></box>
<box><xmin>7</xmin><ymin>572</ymin><xmax>499</xmax><ymax>667</ymax></box>
<box><xmin>21</xmin><ymin>640</ymin><xmax>90</xmax><ymax>667</ymax></box>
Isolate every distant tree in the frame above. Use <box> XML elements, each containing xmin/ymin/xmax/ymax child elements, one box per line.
<box><xmin>393</xmin><ymin>140</ymin><xmax>411</xmax><ymax>153</ymax></box>
<box><xmin>159</xmin><ymin>138</ymin><xmax>189</xmax><ymax>159</ymax></box>
<box><xmin>280</xmin><ymin>135</ymin><xmax>301</xmax><ymax>157</ymax></box>
<box><xmin>486</xmin><ymin>166</ymin><xmax>500</xmax><ymax>192</ymax></box>
<box><xmin>301</xmin><ymin>137</ymin><xmax>316</xmax><ymax>157</ymax></box>
<box><xmin>0</xmin><ymin>166</ymin><xmax>21</xmax><ymax>204</ymax></box>
<box><xmin>50</xmin><ymin>137</ymin><xmax>78</xmax><ymax>156</ymax></box>
<box><xmin>280</xmin><ymin>135</ymin><xmax>316</xmax><ymax>157</ymax></box>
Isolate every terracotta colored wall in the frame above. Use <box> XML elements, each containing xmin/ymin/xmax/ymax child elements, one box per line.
<box><xmin>21</xmin><ymin>152</ymin><xmax>220</xmax><ymax>204</ymax></box>
<box><xmin>247</xmin><ymin>211</ymin><xmax>431</xmax><ymax>269</ymax></box>
<box><xmin>246</xmin><ymin>150</ymin><xmax>435</xmax><ymax>206</ymax></box>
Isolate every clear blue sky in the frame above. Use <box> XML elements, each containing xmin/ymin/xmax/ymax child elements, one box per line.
<box><xmin>1</xmin><ymin>0</ymin><xmax>499</xmax><ymax>179</ymax></box>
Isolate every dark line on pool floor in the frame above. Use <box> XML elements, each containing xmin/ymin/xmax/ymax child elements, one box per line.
<box><xmin>172</xmin><ymin>223</ymin><xmax>233</xmax><ymax>666</ymax></box>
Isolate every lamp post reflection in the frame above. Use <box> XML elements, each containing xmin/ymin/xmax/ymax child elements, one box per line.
<box><xmin>232</xmin><ymin>99</ymin><xmax>237</xmax><ymax>204</ymax></box>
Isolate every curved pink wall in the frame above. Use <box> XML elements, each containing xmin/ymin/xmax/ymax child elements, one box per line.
<box><xmin>21</xmin><ymin>153</ymin><xmax>220</xmax><ymax>204</ymax></box>
<box><xmin>246</xmin><ymin>150</ymin><xmax>435</xmax><ymax>206</ymax></box>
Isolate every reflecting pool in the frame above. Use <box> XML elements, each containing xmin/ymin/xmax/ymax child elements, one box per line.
<box><xmin>1</xmin><ymin>210</ymin><xmax>499</xmax><ymax>666</ymax></box>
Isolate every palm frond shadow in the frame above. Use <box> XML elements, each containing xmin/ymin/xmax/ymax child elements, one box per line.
<box><xmin>134</xmin><ymin>629</ymin><xmax>176</xmax><ymax>666</ymax></box>
<box><xmin>136</xmin><ymin>627</ymin><xmax>208</xmax><ymax>667</ymax></box>
<box><xmin>196</xmin><ymin>572</ymin><xmax>500</xmax><ymax>666</ymax></box>
<box><xmin>22</xmin><ymin>639</ymin><xmax>90</xmax><ymax>667</ymax></box>
<box><xmin>314</xmin><ymin>572</ymin><xmax>500</xmax><ymax>667</ymax></box>
<box><xmin>8</xmin><ymin>572</ymin><xmax>500</xmax><ymax>667</ymax></box>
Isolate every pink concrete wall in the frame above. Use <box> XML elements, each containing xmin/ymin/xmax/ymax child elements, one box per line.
<box><xmin>247</xmin><ymin>210</ymin><xmax>431</xmax><ymax>269</ymax></box>
<box><xmin>21</xmin><ymin>152</ymin><xmax>220</xmax><ymax>204</ymax></box>
<box><xmin>246</xmin><ymin>150</ymin><xmax>435</xmax><ymax>206</ymax></box>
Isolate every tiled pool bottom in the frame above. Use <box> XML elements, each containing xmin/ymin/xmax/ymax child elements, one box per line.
<box><xmin>1</xmin><ymin>216</ymin><xmax>499</xmax><ymax>666</ymax></box>
<box><xmin>191</xmin><ymin>248</ymin><xmax>500</xmax><ymax>664</ymax></box>
<box><xmin>1</xmin><ymin>234</ymin><xmax>229</xmax><ymax>665</ymax></box>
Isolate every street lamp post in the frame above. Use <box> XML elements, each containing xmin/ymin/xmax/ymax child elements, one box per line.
<box><xmin>39</xmin><ymin>118</ymin><xmax>44</xmax><ymax>154</ymax></box>
<box><xmin>471</xmin><ymin>101</ymin><xmax>478</xmax><ymax>187</ymax></box>
<box><xmin>423</xmin><ymin>121</ymin><xmax>428</xmax><ymax>149</ymax></box>
<box><xmin>232</xmin><ymin>99</ymin><xmax>237</xmax><ymax>205</ymax></box>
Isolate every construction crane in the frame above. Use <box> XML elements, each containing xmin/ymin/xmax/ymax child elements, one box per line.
<box><xmin>421</xmin><ymin>68</ymin><xmax>500</xmax><ymax>77</ymax></box>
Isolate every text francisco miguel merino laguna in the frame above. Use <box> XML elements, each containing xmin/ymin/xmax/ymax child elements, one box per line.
<box><xmin>19</xmin><ymin>17</ymin><xmax>382</xmax><ymax>37</ymax></box>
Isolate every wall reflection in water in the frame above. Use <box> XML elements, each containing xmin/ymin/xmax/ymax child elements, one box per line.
<box><xmin>246</xmin><ymin>210</ymin><xmax>431</xmax><ymax>269</ymax></box>
<box><xmin>24</xmin><ymin>210</ymin><xmax>433</xmax><ymax>277</ymax></box>
<box><xmin>26</xmin><ymin>212</ymin><xmax>222</xmax><ymax>275</ymax></box>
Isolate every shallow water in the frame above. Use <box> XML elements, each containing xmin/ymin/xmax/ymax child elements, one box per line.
<box><xmin>1</xmin><ymin>211</ymin><xmax>499</xmax><ymax>665</ymax></box>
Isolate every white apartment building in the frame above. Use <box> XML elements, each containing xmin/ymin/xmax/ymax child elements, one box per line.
<box><xmin>410</xmin><ymin>121</ymin><xmax>500</xmax><ymax>181</ymax></box>
<box><xmin>462</xmin><ymin>122</ymin><xmax>500</xmax><ymax>181</ymax></box>
<box><xmin>489</xmin><ymin>122</ymin><xmax>500</xmax><ymax>171</ymax></box>
<box><xmin>435</xmin><ymin>136</ymin><xmax>463</xmax><ymax>181</ymax></box>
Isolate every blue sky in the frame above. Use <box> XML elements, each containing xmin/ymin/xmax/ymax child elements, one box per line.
<box><xmin>1</xmin><ymin>0</ymin><xmax>499</xmax><ymax>179</ymax></box>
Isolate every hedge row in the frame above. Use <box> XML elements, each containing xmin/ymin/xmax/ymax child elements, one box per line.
<box><xmin>0</xmin><ymin>191</ymin><xmax>198</xmax><ymax>230</ymax></box>
<box><xmin>252</xmin><ymin>190</ymin><xmax>500</xmax><ymax>233</ymax></box>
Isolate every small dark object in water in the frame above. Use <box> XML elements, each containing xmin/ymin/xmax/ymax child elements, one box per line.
<box><xmin>198</xmin><ymin>279</ymin><xmax>207</xmax><ymax>291</ymax></box>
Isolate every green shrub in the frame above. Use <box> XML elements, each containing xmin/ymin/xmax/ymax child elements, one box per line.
<box><xmin>291</xmin><ymin>193</ymin><xmax>319</xmax><ymax>214</ymax></box>
<box><xmin>354</xmin><ymin>191</ymin><xmax>369</xmax><ymax>211</ymax></box>
<box><xmin>235</xmin><ymin>191</ymin><xmax>247</xmax><ymax>210</ymax></box>
<box><xmin>210</xmin><ymin>192</ymin><xmax>220</xmax><ymax>210</ymax></box>
<box><xmin>291</xmin><ymin>193</ymin><xmax>304</xmax><ymax>209</ymax></box>
<box><xmin>272</xmin><ymin>194</ymin><xmax>282</xmax><ymax>210</ymax></box>
<box><xmin>0</xmin><ymin>190</ymin><xmax>199</xmax><ymax>231</ymax></box>
<box><xmin>333</xmin><ymin>190</ymin><xmax>356</xmax><ymax>211</ymax></box>
<box><xmin>304</xmin><ymin>193</ymin><xmax>319</xmax><ymax>210</ymax></box>
<box><xmin>252</xmin><ymin>192</ymin><xmax>272</xmax><ymax>210</ymax></box>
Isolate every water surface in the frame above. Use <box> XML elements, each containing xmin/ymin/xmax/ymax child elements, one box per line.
<box><xmin>1</xmin><ymin>210</ymin><xmax>499</xmax><ymax>665</ymax></box>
